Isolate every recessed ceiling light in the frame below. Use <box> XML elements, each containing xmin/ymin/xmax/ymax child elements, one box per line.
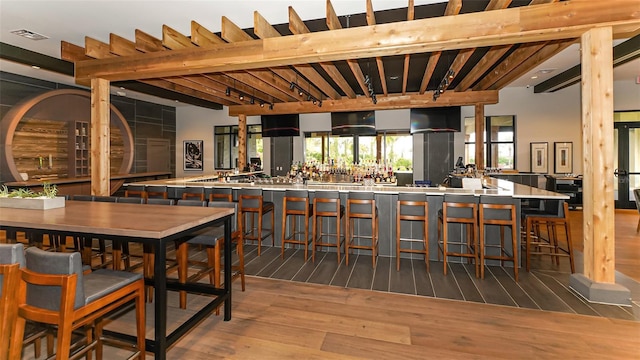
<box><xmin>389</xmin><ymin>76</ymin><xmax>399</xmax><ymax>81</ymax></box>
<box><xmin>31</xmin><ymin>65</ymin><xmax>40</xmax><ymax>70</ymax></box>
<box><xmin>530</xmin><ymin>75</ymin><xmax>538</xmax><ymax>79</ymax></box>
<box><xmin>10</xmin><ymin>29</ymin><xmax>49</xmax><ymax>41</ymax></box>
<box><xmin>537</xmin><ymin>69</ymin><xmax>556</xmax><ymax>75</ymax></box>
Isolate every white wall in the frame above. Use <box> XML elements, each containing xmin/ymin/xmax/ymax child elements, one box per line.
<box><xmin>176</xmin><ymin>80</ymin><xmax>639</xmax><ymax>177</ymax></box>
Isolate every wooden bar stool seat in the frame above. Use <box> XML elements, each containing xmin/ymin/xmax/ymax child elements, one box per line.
<box><xmin>176</xmin><ymin>200</ymin><xmax>245</xmax><ymax>310</ymax></box>
<box><xmin>396</xmin><ymin>193</ymin><xmax>429</xmax><ymax>271</ymax></box>
<box><xmin>182</xmin><ymin>187</ymin><xmax>205</xmax><ymax>201</ymax></box>
<box><xmin>437</xmin><ymin>194</ymin><xmax>479</xmax><ymax>277</ymax></box>
<box><xmin>522</xmin><ymin>200</ymin><xmax>574</xmax><ymax>273</ymax></box>
<box><xmin>146</xmin><ymin>185</ymin><xmax>168</xmax><ymax>199</ymax></box>
<box><xmin>312</xmin><ymin>191</ymin><xmax>345</xmax><ymax>263</ymax></box>
<box><xmin>345</xmin><ymin>192</ymin><xmax>379</xmax><ymax>267</ymax></box>
<box><xmin>238</xmin><ymin>189</ymin><xmax>274</xmax><ymax>256</ymax></box>
<box><xmin>281</xmin><ymin>189</ymin><xmax>313</xmax><ymax>261</ymax></box>
<box><xmin>478</xmin><ymin>196</ymin><xmax>518</xmax><ymax>281</ymax></box>
<box><xmin>124</xmin><ymin>184</ymin><xmax>147</xmax><ymax>199</ymax></box>
<box><xmin>208</xmin><ymin>187</ymin><xmax>233</xmax><ymax>202</ymax></box>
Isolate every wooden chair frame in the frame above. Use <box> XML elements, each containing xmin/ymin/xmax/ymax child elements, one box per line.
<box><xmin>1</xmin><ymin>263</ymin><xmax>20</xmax><ymax>360</ymax></box>
<box><xmin>11</xmin><ymin>269</ymin><xmax>146</xmax><ymax>360</ymax></box>
<box><xmin>396</xmin><ymin>199</ymin><xmax>429</xmax><ymax>272</ymax></box>
<box><xmin>281</xmin><ymin>195</ymin><xmax>312</xmax><ymax>261</ymax></box>
<box><xmin>345</xmin><ymin>198</ymin><xmax>379</xmax><ymax>267</ymax></box>
<box><xmin>311</xmin><ymin>197</ymin><xmax>345</xmax><ymax>264</ymax></box>
<box><xmin>479</xmin><ymin>203</ymin><xmax>518</xmax><ymax>281</ymax></box>
<box><xmin>437</xmin><ymin>202</ymin><xmax>479</xmax><ymax>277</ymax></box>
<box><xmin>239</xmin><ymin>194</ymin><xmax>274</xmax><ymax>256</ymax></box>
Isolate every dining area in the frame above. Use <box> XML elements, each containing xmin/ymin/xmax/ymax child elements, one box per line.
<box><xmin>0</xmin><ymin>199</ymin><xmax>235</xmax><ymax>360</ymax></box>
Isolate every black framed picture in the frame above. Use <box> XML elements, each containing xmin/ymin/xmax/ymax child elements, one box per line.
<box><xmin>183</xmin><ymin>140</ymin><xmax>203</xmax><ymax>171</ymax></box>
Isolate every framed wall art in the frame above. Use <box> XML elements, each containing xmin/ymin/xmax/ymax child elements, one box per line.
<box><xmin>530</xmin><ymin>142</ymin><xmax>548</xmax><ymax>173</ymax></box>
<box><xmin>183</xmin><ymin>140</ymin><xmax>203</xmax><ymax>171</ymax></box>
<box><xmin>554</xmin><ymin>142</ymin><xmax>573</xmax><ymax>174</ymax></box>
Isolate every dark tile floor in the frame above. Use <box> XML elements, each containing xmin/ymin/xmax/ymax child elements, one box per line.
<box><xmin>239</xmin><ymin>244</ymin><xmax>640</xmax><ymax>322</ymax></box>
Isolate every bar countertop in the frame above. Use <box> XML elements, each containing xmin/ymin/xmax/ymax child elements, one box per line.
<box><xmin>129</xmin><ymin>175</ymin><xmax>568</xmax><ymax>200</ymax></box>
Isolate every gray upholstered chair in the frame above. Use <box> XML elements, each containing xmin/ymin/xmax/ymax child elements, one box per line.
<box><xmin>634</xmin><ymin>188</ymin><xmax>640</xmax><ymax>234</ymax></box>
<box><xmin>1</xmin><ymin>243</ymin><xmax>54</xmax><ymax>359</ymax></box>
<box><xmin>175</xmin><ymin>201</ymin><xmax>244</xmax><ymax>309</ymax></box>
<box><xmin>11</xmin><ymin>247</ymin><xmax>146</xmax><ymax>360</ymax></box>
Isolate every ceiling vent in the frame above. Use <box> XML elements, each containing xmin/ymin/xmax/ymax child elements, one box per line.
<box><xmin>10</xmin><ymin>29</ymin><xmax>49</xmax><ymax>40</ymax></box>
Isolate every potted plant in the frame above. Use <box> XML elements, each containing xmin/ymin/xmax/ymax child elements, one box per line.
<box><xmin>0</xmin><ymin>183</ymin><xmax>65</xmax><ymax>209</ymax></box>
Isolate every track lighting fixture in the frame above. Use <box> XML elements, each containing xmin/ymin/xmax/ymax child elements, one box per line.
<box><xmin>289</xmin><ymin>81</ymin><xmax>323</xmax><ymax>107</ymax></box>
<box><xmin>250</xmin><ymin>97</ymin><xmax>255</xmax><ymax>104</ymax></box>
<box><xmin>269</xmin><ymin>103</ymin><xmax>274</xmax><ymax>110</ymax></box>
<box><xmin>239</xmin><ymin>93</ymin><xmax>244</xmax><ymax>100</ymax></box>
<box><xmin>260</xmin><ymin>102</ymin><xmax>265</xmax><ymax>108</ymax></box>
<box><xmin>225</xmin><ymin>87</ymin><xmax>231</xmax><ymax>96</ymax></box>
<box><xmin>365</xmin><ymin>74</ymin><xmax>376</xmax><ymax>104</ymax></box>
<box><xmin>433</xmin><ymin>69</ymin><xmax>455</xmax><ymax>101</ymax></box>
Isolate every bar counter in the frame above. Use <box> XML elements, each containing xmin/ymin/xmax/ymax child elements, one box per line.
<box><xmin>129</xmin><ymin>176</ymin><xmax>567</xmax><ymax>265</ymax></box>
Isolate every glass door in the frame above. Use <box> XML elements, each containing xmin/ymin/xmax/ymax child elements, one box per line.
<box><xmin>614</xmin><ymin>114</ymin><xmax>640</xmax><ymax>209</ymax></box>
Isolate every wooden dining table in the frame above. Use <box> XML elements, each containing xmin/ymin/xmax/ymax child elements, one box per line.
<box><xmin>0</xmin><ymin>200</ymin><xmax>234</xmax><ymax>360</ymax></box>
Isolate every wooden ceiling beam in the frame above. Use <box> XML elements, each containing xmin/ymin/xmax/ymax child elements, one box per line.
<box><xmin>78</xmin><ymin>38</ymin><xmax>231</xmax><ymax>105</ymax></box>
<box><xmin>224</xmin><ymin>69</ymin><xmax>294</xmax><ymax>102</ymax></box>
<box><xmin>229</xmin><ymin>90</ymin><xmax>498</xmax><ymax>116</ymax></box>
<box><xmin>254</xmin><ymin>11</ymin><xmax>340</xmax><ymax>100</ymax></box>
<box><xmin>161</xmin><ymin>24</ymin><xmax>275</xmax><ymax>104</ymax></box>
<box><xmin>474</xmin><ymin>41</ymin><xmax>547</xmax><ymax>90</ymax></box>
<box><xmin>75</xmin><ymin>1</ymin><xmax>640</xmax><ymax>82</ymax></box>
<box><xmin>455</xmin><ymin>45</ymin><xmax>511</xmax><ymax>91</ymax></box>
<box><xmin>326</xmin><ymin>0</ymin><xmax>368</xmax><ymax>96</ymax></box>
<box><xmin>366</xmin><ymin>0</ymin><xmax>388</xmax><ymax>96</ymax></box>
<box><xmin>288</xmin><ymin>7</ymin><xmax>356</xmax><ymax>98</ymax></box>
<box><xmin>491</xmin><ymin>39</ymin><xmax>575</xmax><ymax>90</ymax></box>
<box><xmin>402</xmin><ymin>0</ymin><xmax>415</xmax><ymax>95</ymax></box>
<box><xmin>188</xmin><ymin>20</ymin><xmax>294</xmax><ymax>103</ymax></box>
<box><xmin>221</xmin><ymin>16</ymin><xmax>319</xmax><ymax>102</ymax></box>
<box><xmin>127</xmin><ymin>31</ymin><xmax>235</xmax><ymax>105</ymax></box>
<box><xmin>442</xmin><ymin>0</ymin><xmax>513</xmax><ymax>92</ymax></box>
<box><xmin>419</xmin><ymin>0</ymin><xmax>462</xmax><ymax>94</ymax></box>
<box><xmin>191</xmin><ymin>20</ymin><xmax>226</xmax><ymax>46</ymax></box>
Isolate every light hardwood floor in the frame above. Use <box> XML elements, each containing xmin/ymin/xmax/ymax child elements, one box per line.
<box><xmin>155</xmin><ymin>276</ymin><xmax>640</xmax><ymax>359</ymax></box>
<box><xmin>8</xmin><ymin>209</ymin><xmax>640</xmax><ymax>359</ymax></box>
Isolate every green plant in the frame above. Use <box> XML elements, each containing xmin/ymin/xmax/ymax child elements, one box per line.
<box><xmin>42</xmin><ymin>182</ymin><xmax>58</xmax><ymax>198</ymax></box>
<box><xmin>0</xmin><ymin>183</ymin><xmax>59</xmax><ymax>199</ymax></box>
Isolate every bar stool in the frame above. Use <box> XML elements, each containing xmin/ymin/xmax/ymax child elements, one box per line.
<box><xmin>478</xmin><ymin>196</ymin><xmax>518</xmax><ymax>281</ymax></box>
<box><xmin>312</xmin><ymin>191</ymin><xmax>345</xmax><ymax>263</ymax></box>
<box><xmin>208</xmin><ymin>187</ymin><xmax>233</xmax><ymax>202</ymax></box>
<box><xmin>281</xmin><ymin>189</ymin><xmax>313</xmax><ymax>261</ymax></box>
<box><xmin>182</xmin><ymin>187</ymin><xmax>205</xmax><ymax>201</ymax></box>
<box><xmin>146</xmin><ymin>185</ymin><xmax>168</xmax><ymax>199</ymax></box>
<box><xmin>396</xmin><ymin>193</ymin><xmax>429</xmax><ymax>271</ymax></box>
<box><xmin>238</xmin><ymin>189</ymin><xmax>274</xmax><ymax>256</ymax></box>
<box><xmin>345</xmin><ymin>192</ymin><xmax>379</xmax><ymax>267</ymax></box>
<box><xmin>124</xmin><ymin>184</ymin><xmax>147</xmax><ymax>199</ymax></box>
<box><xmin>522</xmin><ymin>200</ymin><xmax>574</xmax><ymax>273</ymax></box>
<box><xmin>437</xmin><ymin>194</ymin><xmax>479</xmax><ymax>277</ymax></box>
<box><xmin>176</xmin><ymin>201</ymin><xmax>245</xmax><ymax>310</ymax></box>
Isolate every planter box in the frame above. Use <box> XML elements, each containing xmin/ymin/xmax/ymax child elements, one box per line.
<box><xmin>0</xmin><ymin>196</ymin><xmax>66</xmax><ymax>210</ymax></box>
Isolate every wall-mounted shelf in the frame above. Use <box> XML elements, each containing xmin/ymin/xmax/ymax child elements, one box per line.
<box><xmin>70</xmin><ymin>121</ymin><xmax>90</xmax><ymax>177</ymax></box>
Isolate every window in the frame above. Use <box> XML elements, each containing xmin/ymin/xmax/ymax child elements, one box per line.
<box><xmin>304</xmin><ymin>131</ymin><xmax>412</xmax><ymax>170</ymax></box>
<box><xmin>464</xmin><ymin>115</ymin><xmax>515</xmax><ymax>169</ymax></box>
<box><xmin>214</xmin><ymin>125</ymin><xmax>262</xmax><ymax>169</ymax></box>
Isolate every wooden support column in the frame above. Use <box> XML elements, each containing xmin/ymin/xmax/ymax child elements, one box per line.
<box><xmin>237</xmin><ymin>114</ymin><xmax>247</xmax><ymax>171</ymax></box>
<box><xmin>90</xmin><ymin>78</ymin><xmax>110</xmax><ymax>196</ymax></box>
<box><xmin>569</xmin><ymin>26</ymin><xmax>630</xmax><ymax>305</ymax></box>
<box><xmin>475</xmin><ymin>104</ymin><xmax>485</xmax><ymax>170</ymax></box>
